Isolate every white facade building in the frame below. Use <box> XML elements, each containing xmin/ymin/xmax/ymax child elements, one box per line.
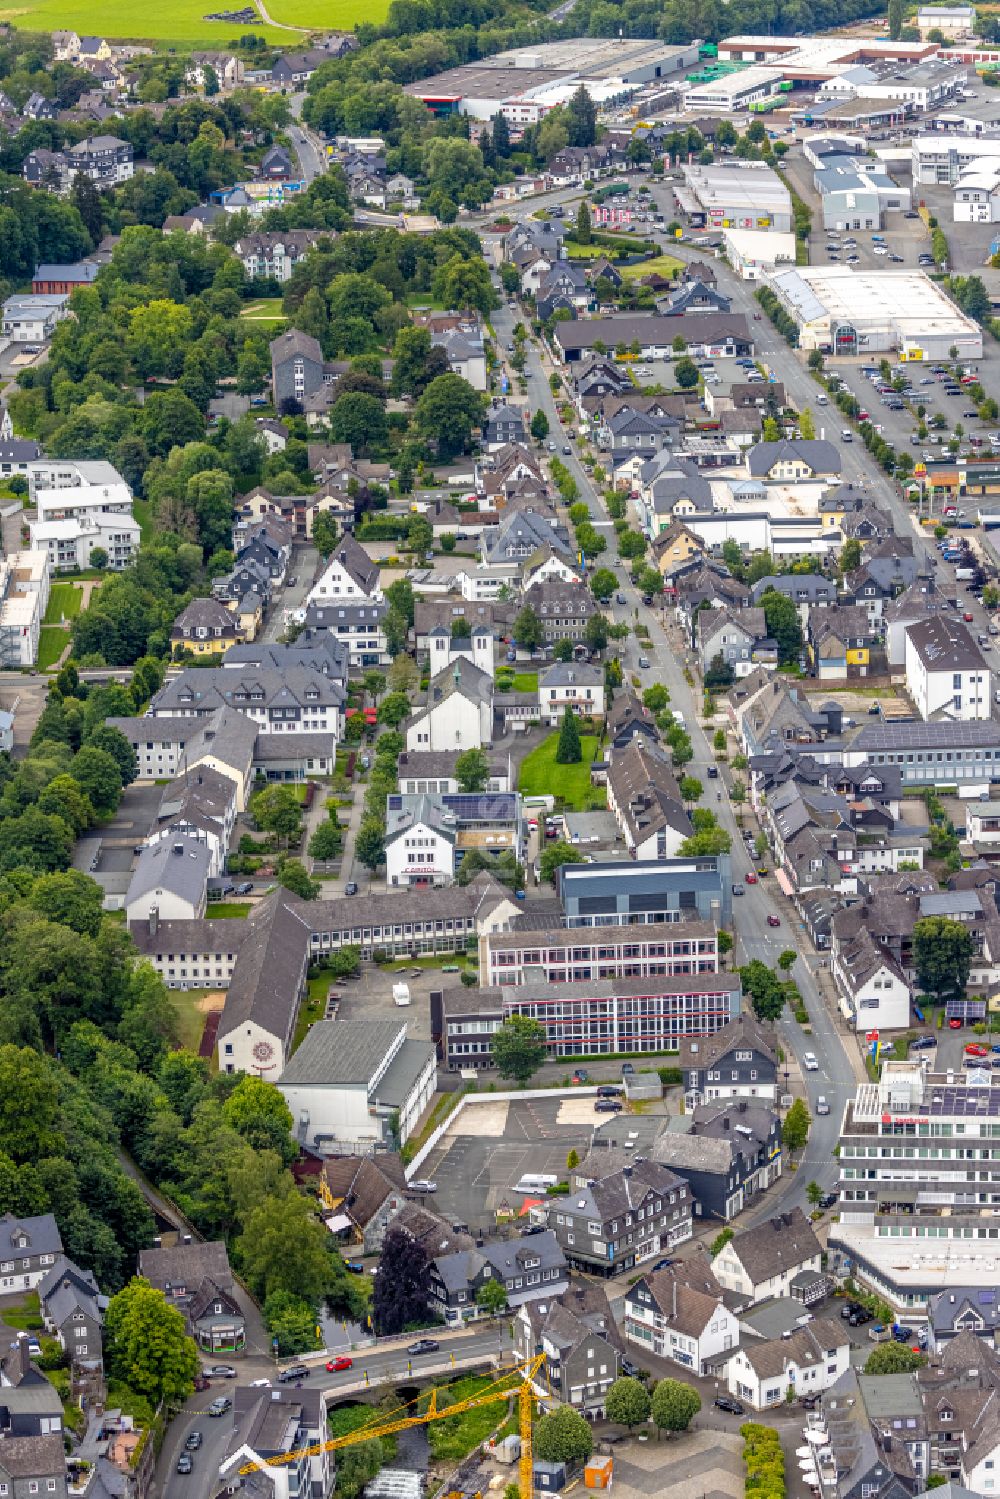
<box><xmin>27</xmin><ymin>459</ymin><xmax>139</xmax><ymax>572</ymax></box>
<box><xmin>1</xmin><ymin>294</ymin><xmax>69</xmax><ymax>342</ymax></box>
<box><xmin>727</xmin><ymin>1321</ymin><xmax>851</xmax><ymax>1411</ymax></box>
<box><xmin>0</xmin><ymin>549</ymin><xmax>50</xmax><ymax>668</ymax></box>
<box><xmin>623</xmin><ymin>1272</ymin><xmax>741</xmax><ymax>1375</ymax></box>
<box><xmin>904</xmin><ymin>616</ymin><xmax>991</xmax><ymax>722</ymax></box>
<box><xmin>712</xmin><ymin>1208</ymin><xmax>823</xmax><ymax>1305</ymax></box>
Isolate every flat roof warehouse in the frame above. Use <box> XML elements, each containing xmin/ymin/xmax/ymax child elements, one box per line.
<box><xmin>769</xmin><ymin>266</ymin><xmax>983</xmax><ymax>359</ymax></box>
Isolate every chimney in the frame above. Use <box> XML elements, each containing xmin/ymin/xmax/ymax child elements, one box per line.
<box><xmin>672</xmin><ymin>1279</ymin><xmax>677</xmax><ymax>1320</ymax></box>
<box><xmin>149</xmin><ymin>906</ymin><xmax>158</xmax><ymax>937</ymax></box>
<box><xmin>623</xmin><ymin>1166</ymin><xmax>632</xmax><ymax>1178</ymax></box>
<box><xmin>723</xmin><ymin>1115</ymin><xmax>730</xmax><ymax>1130</ymax></box>
<box><xmin>173</xmin><ymin>843</ymin><xmax>185</xmax><ymax>856</ymax></box>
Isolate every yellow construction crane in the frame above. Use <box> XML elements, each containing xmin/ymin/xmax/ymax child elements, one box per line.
<box><xmin>238</xmin><ymin>1353</ymin><xmax>547</xmax><ymax>1499</ymax></box>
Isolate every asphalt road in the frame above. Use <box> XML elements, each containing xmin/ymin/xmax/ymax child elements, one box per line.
<box><xmin>288</xmin><ymin>92</ymin><xmax>326</xmax><ymax>184</ymax></box>
<box><xmin>490</xmin><ymin>289</ymin><xmax>859</xmax><ymax>1214</ymax></box>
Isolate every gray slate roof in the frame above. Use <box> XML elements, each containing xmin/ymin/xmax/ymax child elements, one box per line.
<box><xmin>278</xmin><ymin>1020</ymin><xmax>406</xmax><ymax>1086</ymax></box>
<box><xmin>126</xmin><ymin>835</ymin><xmax>210</xmax><ymax>911</ymax></box>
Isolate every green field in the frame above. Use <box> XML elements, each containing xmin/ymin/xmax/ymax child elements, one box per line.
<box><xmin>1</xmin><ymin>0</ymin><xmax>296</xmax><ymax>45</ymax></box>
<box><xmin>266</xmin><ymin>0</ymin><xmax>391</xmax><ymax>26</ymax></box>
<box><xmin>518</xmin><ymin>732</ymin><xmax>605</xmax><ymax>811</ymax></box>
<box><xmin>166</xmin><ymin>988</ymin><xmax>219</xmax><ymax>1053</ymax></box>
<box><xmin>42</xmin><ymin>583</ymin><xmax>84</xmax><ymax>625</ymax></box>
<box><xmin>241</xmin><ymin>298</ymin><xmax>287</xmax><ymax>328</ymax></box>
<box><xmin>620</xmin><ymin>253</ymin><xmax>683</xmax><ymax>281</ymax></box>
<box><xmin>37</xmin><ymin>626</ymin><xmax>69</xmax><ymax>671</ymax></box>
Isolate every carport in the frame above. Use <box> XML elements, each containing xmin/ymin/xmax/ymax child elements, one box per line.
<box><xmin>946</xmin><ymin>998</ymin><xmax>987</xmax><ymax>1023</ymax></box>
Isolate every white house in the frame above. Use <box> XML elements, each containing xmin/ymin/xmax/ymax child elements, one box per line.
<box><xmin>218</xmin><ymin>1387</ymin><xmax>331</xmax><ymax>1499</ymax></box>
<box><xmin>712</xmin><ymin>1209</ymin><xmax>823</xmax><ymax>1306</ymax></box>
<box><xmin>0</xmin><ymin>548</ymin><xmax>50</xmax><ymax>667</ymax></box>
<box><xmin>384</xmin><ymin>796</ymin><xmax>457</xmax><ymax>888</ymax></box>
<box><xmin>1</xmin><ymin>293</ymin><xmax>69</xmax><ymax>342</ymax></box>
<box><xmin>124</xmin><ymin>836</ymin><xmax>210</xmax><ymax>924</ymax></box>
<box><xmin>966</xmin><ymin>800</ymin><xmax>1000</xmax><ymax>846</ymax></box>
<box><xmin>831</xmin><ymin>926</ymin><xmax>912</xmax><ymax>1032</ymax></box>
<box><xmin>904</xmin><ymin>616</ymin><xmax>991</xmax><ymax>722</ymax></box>
<box><xmin>406</xmin><ymin>658</ymin><xmax>494</xmax><ymax>753</ymax></box>
<box><xmin>538</xmin><ymin>662</ymin><xmax>605</xmax><ymax>726</ymax></box>
<box><xmin>306</xmin><ymin>535</ymin><xmax>382</xmax><ymax>605</ymax></box>
<box><xmin>28</xmin><ymin>458</ymin><xmax>139</xmax><ymax>572</ymax></box>
<box><xmin>727</xmin><ymin>1319</ymin><xmax>850</xmax><ymax>1410</ymax></box>
<box><xmin>277</xmin><ymin>1019</ymin><xmax>436</xmax><ymax>1150</ymax></box>
<box><xmin>623</xmin><ymin>1268</ymin><xmax>740</xmax><ymax>1376</ymax></box>
<box><xmin>427</xmin><ymin>624</ymin><xmax>495</xmax><ymax>681</ymax></box>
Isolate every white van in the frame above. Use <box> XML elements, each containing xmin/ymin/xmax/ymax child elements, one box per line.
<box><xmin>816</xmin><ymin>394</ymin><xmax>828</xmax><ymax>405</ymax></box>
<box><xmin>514</xmin><ymin>1174</ymin><xmax>558</xmax><ymax>1194</ymax></box>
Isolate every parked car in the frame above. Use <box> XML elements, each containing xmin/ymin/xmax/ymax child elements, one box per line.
<box><xmin>819</xmin><ymin>1192</ymin><xmax>839</xmax><ymax>1210</ymax></box>
<box><xmin>621</xmin><ymin>1062</ymin><xmax>635</xmax><ymax>1076</ymax></box>
<box><xmin>572</xmin><ymin>1069</ymin><xmax>590</xmax><ymax>1083</ymax></box>
<box><xmin>910</xmin><ymin>1035</ymin><xmax>937</xmax><ymax>1050</ymax></box>
<box><xmin>407</xmin><ymin>1339</ymin><xmax>440</xmax><ymax>1356</ymax></box>
<box><xmin>965</xmin><ymin>1043</ymin><xmax>990</xmax><ymax>1057</ymax></box>
<box><xmin>597</xmin><ymin>1084</ymin><xmax>622</xmax><ymax>1097</ymax></box>
<box><xmin>715</xmin><ymin>1396</ymin><xmax>746</xmax><ymax>1415</ymax></box>
<box><xmin>345</xmin><ymin>882</ymin><xmax>358</xmax><ymax>896</ymax></box>
<box><xmin>409</xmin><ymin>1180</ymin><xmax>437</xmax><ymax>1193</ymax></box>
<box><xmin>595</xmin><ymin>1099</ymin><xmax>623</xmax><ymax>1112</ymax></box>
<box><xmin>745</xmin><ymin>871</ymin><xmax>758</xmax><ymax>885</ymax></box>
<box><xmin>234</xmin><ymin>882</ymin><xmax>253</xmax><ymax>896</ymax></box>
<box><xmin>205</xmin><ymin>1365</ymin><xmax>237</xmax><ymax>1379</ymax></box>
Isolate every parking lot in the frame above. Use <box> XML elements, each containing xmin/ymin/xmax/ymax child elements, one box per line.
<box><xmin>419</xmin><ymin>1095</ymin><xmax>637</xmax><ymax>1231</ymax></box>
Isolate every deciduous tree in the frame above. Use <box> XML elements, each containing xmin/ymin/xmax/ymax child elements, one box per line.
<box><xmin>492</xmin><ymin>1014</ymin><xmax>547</xmax><ymax>1085</ymax></box>
<box><xmin>373</xmin><ymin>1228</ymin><xmax>431</xmax><ymax>1335</ymax></box>
<box><xmin>105</xmin><ymin>1277</ymin><xmax>199</xmax><ymax>1405</ymax></box>
<box><xmin>651</xmin><ymin>1378</ymin><xmax>700</xmax><ymax>1436</ymax></box>
<box><xmin>605</xmin><ymin>1376</ymin><xmax>651</xmax><ymax>1431</ymax></box>
<box><xmin>535</xmin><ymin>1405</ymin><xmax>594</xmax><ymax>1464</ymax></box>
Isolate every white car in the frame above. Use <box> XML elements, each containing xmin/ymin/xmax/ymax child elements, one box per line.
<box><xmin>409</xmin><ymin>1179</ymin><xmax>438</xmax><ymax>1193</ymax></box>
<box><xmin>873</xmin><ymin>246</ymin><xmax>888</xmax><ymax>256</ymax></box>
<box><xmin>250</xmin><ymin>1379</ymin><xmax>271</xmax><ymax>1388</ymax></box>
<box><xmin>803</xmin><ymin>1052</ymin><xmax>819</xmax><ymax>1071</ymax></box>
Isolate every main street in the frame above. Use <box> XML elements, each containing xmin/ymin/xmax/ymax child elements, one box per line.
<box><xmin>491</xmin><ymin>274</ymin><xmax>860</xmax><ymax>1212</ymax></box>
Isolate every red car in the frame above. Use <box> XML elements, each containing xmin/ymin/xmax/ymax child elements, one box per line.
<box><xmin>745</xmin><ymin>871</ymin><xmax>758</xmax><ymax>885</ymax></box>
<box><xmin>949</xmin><ymin>1017</ymin><xmax>963</xmax><ymax>1029</ymax></box>
<box><xmin>964</xmin><ymin>612</ymin><xmax>975</xmax><ymax>622</ymax></box>
<box><xmin>326</xmin><ymin>1357</ymin><xmax>353</xmax><ymax>1373</ymax></box>
<box><xmin>965</xmin><ymin>1043</ymin><xmax>990</xmax><ymax>1057</ymax></box>
<box><xmin>767</xmin><ymin>915</ymin><xmax>780</xmax><ymax>927</ymax></box>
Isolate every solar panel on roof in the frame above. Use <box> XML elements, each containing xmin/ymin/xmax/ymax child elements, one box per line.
<box><xmin>946</xmin><ymin>999</ymin><xmax>987</xmax><ymax>1019</ymax></box>
<box><xmin>979</xmin><ymin>1292</ymin><xmax>995</xmax><ymax>1303</ymax></box>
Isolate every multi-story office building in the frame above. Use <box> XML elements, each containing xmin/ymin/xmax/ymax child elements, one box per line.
<box><xmin>557</xmin><ymin>857</ymin><xmax>731</xmax><ymax>931</ymax></box>
<box><xmin>480</xmin><ymin>920</ymin><xmax>719</xmax><ymax>987</ymax></box>
<box><xmin>832</xmin><ymin>1060</ymin><xmax>1000</xmax><ymax>1314</ymax></box>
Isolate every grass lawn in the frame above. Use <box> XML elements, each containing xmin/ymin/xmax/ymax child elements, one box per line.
<box><xmin>133</xmin><ymin>498</ymin><xmax>154</xmax><ymax>546</ymax></box>
<box><xmin>620</xmin><ymin>253</ymin><xmax>683</xmax><ymax>281</ymax></box>
<box><xmin>0</xmin><ymin>1293</ymin><xmax>42</xmax><ymax>1331</ymax></box>
<box><xmin>205</xmin><ymin>903</ymin><xmax>251</xmax><ymax>918</ymax></box>
<box><xmin>422</xmin><ymin>1373</ymin><xmax>518</xmax><ymax>1462</ymax></box>
<box><xmin>512</xmin><ymin>671</ymin><xmax>538</xmax><ymax>693</ymax></box>
<box><xmin>519</xmin><ymin>733</ymin><xmax>605</xmax><ymax>811</ymax></box>
<box><xmin>166</xmin><ymin>987</ymin><xmax>219</xmax><ymax>1053</ymax></box>
<box><xmin>266</xmin><ymin>0</ymin><xmax>391</xmax><ymax>23</ymax></box>
<box><xmin>42</xmin><ymin>582</ymin><xmax>84</xmax><ymax>625</ymax></box>
<box><xmin>2</xmin><ymin>0</ymin><xmax>294</xmax><ymax>44</ymax></box>
<box><xmin>328</xmin><ymin>1402</ymin><xmax>397</xmax><ymax>1461</ymax></box>
<box><xmin>240</xmin><ymin>299</ymin><xmax>287</xmax><ymax>329</ymax></box>
<box><xmin>292</xmin><ymin>973</ymin><xmax>330</xmax><ymax>1054</ymax></box>
<box><xmin>37</xmin><ymin>626</ymin><xmax>69</xmax><ymax>672</ymax></box>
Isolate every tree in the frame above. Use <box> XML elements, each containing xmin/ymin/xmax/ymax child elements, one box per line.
<box><xmin>674</xmin><ymin>358</ymin><xmax>699</xmax><ymax>389</ymax></box>
<box><xmin>865</xmin><ymin>1343</ymin><xmax>927</xmax><ymax>1375</ymax></box>
<box><xmin>492</xmin><ymin>1014</ymin><xmax>547</xmax><ymax>1085</ymax></box>
<box><xmin>265</xmin><ymin>1290</ymin><xmax>322</xmax><ymax>1356</ymax></box>
<box><xmin>540</xmin><ymin>840</ymin><xmax>586</xmax><ymax>886</ymax></box>
<box><xmin>762</xmin><ymin>416</ymin><xmax>782</xmax><ymax>442</ymax></box>
<box><xmin>373</xmin><ymin>1227</ymin><xmax>431</xmax><ymax>1335</ymax></box>
<box><xmin>590</xmin><ymin>568</ymin><xmax>617</xmax><ymax>603</ymax></box>
<box><xmin>105</xmin><ymin>1277</ymin><xmax>199</xmax><ymax>1406</ymax></box>
<box><xmin>651</xmin><ymin>1378</ymin><xmax>701</xmax><ymax>1437</ymax></box>
<box><xmin>455</xmin><ymin>748</ymin><xmax>489</xmax><ymax>792</ymax></box>
<box><xmin>782</xmin><ymin>1097</ymin><xmax>811</xmax><ymax>1154</ymax></box>
<box><xmin>531</xmin><ymin>409</ymin><xmax>550</xmax><ymax>442</ymax></box>
<box><xmin>679</xmin><ymin>776</ymin><xmax>703</xmax><ymax>806</ymax></box>
<box><xmin>336</xmin><ymin>1439</ymin><xmax>383</xmax><ymax>1499</ymax></box>
<box><xmin>555</xmin><ymin>709</ymin><xmax>582</xmax><ymax>764</ymax></box>
<box><xmin>514</xmin><ymin>605</ymin><xmax>542</xmax><ymax>651</ymax></box>
<box><xmin>554</xmin><ymin>638</ymin><xmax>574</xmax><ymax>663</ymax></box>
<box><xmin>709</xmin><ymin>1226</ymin><xmax>733</xmax><ymax>1258</ymax></box>
<box><xmin>237</xmin><ymin>1190</ymin><xmax>338</xmax><ymax>1304</ymax></box>
<box><xmin>777</xmin><ymin>949</ymin><xmax>798</xmax><ymax>973</ymax></box>
<box><xmin>759</xmin><ymin>588</ymin><xmax>803</xmax><ymax>665</ymax></box>
<box><xmin>679</xmin><ymin>828</ymin><xmax>731</xmax><ymax>857</ymax></box>
<box><xmin>355</xmin><ymin>817</ymin><xmax>385</xmax><ymax>872</ymax></box>
<box><xmin>605</xmin><ymin>1377</ymin><xmax>651</xmax><ymax>1431</ymax></box>
<box><xmin>223</xmin><ymin>1077</ymin><xmax>295</xmax><ymax>1161</ymax></box>
<box><xmin>476</xmin><ymin>1278</ymin><xmax>508</xmax><ymax>1318</ymax></box>
<box><xmin>643</xmin><ymin>684</ymin><xmax>670</xmax><ymax>713</ymax></box>
<box><xmin>312</xmin><ymin>511</ymin><xmax>339</xmax><ymax>558</ymax></box>
<box><xmin>888</xmin><ymin>0</ymin><xmax>904</xmax><ymax>38</ymax></box>
<box><xmin>566</xmin><ymin>1148</ymin><xmax>579</xmax><ymax>1170</ymax></box>
<box><xmin>387</xmin><ymin>654</ymin><xmax>419</xmax><ymax>697</ymax></box>
<box><xmin>739</xmin><ymin>959</ymin><xmax>786</xmax><ymax>1023</ymax></box>
<box><xmin>840</xmin><ymin>537</ymin><xmax>862</xmax><ymax>575</ymax></box>
<box><xmin>308</xmin><ymin>821</ymin><xmax>341</xmax><ymax>861</ymax></box>
<box><xmin>377</xmin><ymin>692</ymin><xmax>411</xmax><ymax>728</ymax></box>
<box><xmin>576</xmin><ymin>200</ymin><xmax>592</xmax><ymax>245</ymax></box>
<box><xmin>534</xmin><ymin>1406</ymin><xmax>594</xmax><ymax>1464</ymax></box>
<box><xmin>415</xmin><ymin>374</ymin><xmax>485</xmax><ymax>459</ymax></box>
<box><xmin>71</xmin><ymin>745</ymin><xmax>122</xmax><ymax>818</ymax></box>
<box><xmin>277</xmin><ymin>859</ymin><xmax>320</xmax><ymax>901</ymax></box>
<box><xmin>565</xmin><ymin>84</ymin><xmax>597</xmax><ymax>148</ymax></box>
<box><xmin>913</xmin><ymin>916</ymin><xmax>973</xmax><ymax>1002</ymax></box>
<box><xmin>798</xmin><ymin>409</ymin><xmax>816</xmax><ymax>440</ymax></box>
<box><xmin>806</xmin><ymin>1180</ymin><xmax>823</xmax><ymax>1206</ymax></box>
<box><xmin>584</xmin><ymin>614</ymin><xmax>609</xmax><ymax>654</ymax></box>
<box><xmin>251</xmin><ymin>785</ymin><xmax>301</xmax><ymax>847</ymax></box>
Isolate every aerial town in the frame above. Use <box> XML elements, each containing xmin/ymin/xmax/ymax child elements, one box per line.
<box><xmin>9</xmin><ymin>7</ymin><xmax>1000</xmax><ymax>1499</ymax></box>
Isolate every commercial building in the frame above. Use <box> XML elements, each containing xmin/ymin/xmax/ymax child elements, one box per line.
<box><xmin>277</xmin><ymin>1019</ymin><xmax>436</xmax><ymax>1151</ymax></box>
<box><xmin>831</xmin><ymin>1061</ymin><xmax>1000</xmax><ymax>1314</ymax></box>
<box><xmin>481</xmin><ymin>919</ymin><xmax>721</xmax><ymax>988</ymax></box>
<box><xmin>431</xmin><ymin>969</ymin><xmax>742</xmax><ymax>1067</ymax></box>
<box><xmin>552</xmin><ymin>313</ymin><xmax>753</xmax><ymax>364</ymax></box>
<box><xmin>679</xmin><ymin>162</ymin><xmax>793</xmax><ymax>233</ymax></box>
<box><xmin>404</xmin><ymin>39</ymin><xmax>700</xmax><ymax>123</ymax></box>
<box><xmin>912</xmin><ymin>132</ymin><xmax>1000</xmax><ymax>187</ymax></box>
<box><xmin>814</xmin><ymin>156</ymin><xmax>911</xmax><ymax>229</ymax></box>
<box><xmin>721</xmin><ymin>227</ymin><xmax>796</xmax><ymax>280</ymax></box>
<box><xmin>430</xmin><ymin>1231</ymin><xmax>567</xmax><ymax>1325</ymax></box>
<box><xmin>842</xmin><ymin>718</ymin><xmax>1000</xmax><ymax>789</ymax></box>
<box><xmin>768</xmin><ymin>267</ymin><xmax>982</xmax><ymax>361</ymax></box>
<box><xmin>557</xmin><ymin>856</ymin><xmax>732</xmax><ymax>931</ymax></box>
<box><xmin>904</xmin><ymin>615</ymin><xmax>991</xmax><ymax>721</ymax></box>
<box><xmin>624</xmin><ymin>1261</ymin><xmax>740</xmax><ymax>1375</ymax></box>
<box><xmin>553</xmin><ymin>1157</ymin><xmax>693</xmax><ymax>1277</ymax></box>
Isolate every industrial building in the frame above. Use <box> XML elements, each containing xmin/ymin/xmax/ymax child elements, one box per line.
<box><xmin>721</xmin><ymin>227</ymin><xmax>797</xmax><ymax>280</ymax></box>
<box><xmin>811</xmin><ymin>151</ymin><xmax>911</xmax><ymax>229</ymax></box>
<box><xmin>682</xmin><ymin>33</ymin><xmax>940</xmax><ymax>113</ymax></box>
<box><xmin>767</xmin><ymin>267</ymin><xmax>982</xmax><ymax>360</ymax></box>
<box><xmin>679</xmin><ymin>161</ymin><xmax>793</xmax><ymax>233</ymax></box>
<box><xmin>912</xmin><ymin>132</ymin><xmax>1000</xmax><ymax>185</ymax></box>
<box><xmin>404</xmin><ymin>38</ymin><xmax>701</xmax><ymax>123</ymax></box>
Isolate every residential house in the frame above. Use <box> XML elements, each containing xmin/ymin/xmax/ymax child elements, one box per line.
<box><xmin>904</xmin><ymin>615</ymin><xmax>991</xmax><ymax>722</ymax></box>
<box><xmin>928</xmin><ymin>1288</ymin><xmax>1000</xmax><ymax>1352</ymax></box>
<box><xmin>606</xmin><ymin>739</ymin><xmax>691</xmax><ymax>860</ymax></box>
<box><xmin>1</xmin><ymin>295</ymin><xmax>69</xmax><ymax>344</ymax></box>
<box><xmin>429</xmin><ymin>1231</ymin><xmax>568</xmax><ymax>1326</ymax></box>
<box><xmin>727</xmin><ymin>1318</ymin><xmax>850</xmax><ymax>1410</ymax></box>
<box><xmin>234</xmin><ymin>231</ymin><xmax>319</xmax><ymax>284</ymax></box>
<box><xmin>550</xmin><ymin>1158</ymin><xmax>694</xmax><ymax>1278</ymax></box>
<box><xmin>38</xmin><ymin>1258</ymin><xmax>104</xmax><ymax>1377</ymax></box>
<box><xmin>396</xmin><ymin>748</ymin><xmax>512</xmax><ymax>795</ymax></box>
<box><xmin>170</xmin><ymin>597</ymin><xmax>246</xmax><ymax>657</ymax></box>
<box><xmin>808</xmin><ymin>605</ymin><xmax>880</xmax><ymax>681</ymax></box>
<box><xmin>483</xmin><ymin>404</ymin><xmax>527</xmax><ymax>449</ymax></box>
<box><xmin>607</xmin><ymin>691</ymin><xmax>660</xmax><ymax>758</ymax></box>
<box><xmin>63</xmin><ymin>135</ymin><xmax>133</xmax><ymax>188</ymax></box>
<box><xmin>523</xmin><ymin>581</ymin><xmax>596</xmax><ymax>646</ymax></box>
<box><xmin>306</xmin><ymin>535</ymin><xmax>381</xmax><ymax>605</ymax></box>
<box><xmin>218</xmin><ymin>1385</ymin><xmax>330</xmax><ymax>1499</ymax></box>
<box><xmin>624</xmin><ymin>1261</ymin><xmax>740</xmax><ymax>1376</ymax></box>
<box><xmin>124</xmin><ymin>835</ymin><xmax>210</xmax><ymax>925</ymax></box>
<box><xmin>0</xmin><ymin>1435</ymin><xmax>68</xmax><ymax>1499</ymax></box>
<box><xmin>665</xmin><ymin>279</ymin><xmax>733</xmax><ymax>315</ymax></box>
<box><xmin>270</xmin><ymin>328</ymin><xmax>329</xmax><ymax>408</ymax></box>
<box><xmin>553</xmin><ymin>313</ymin><xmax>753</xmax><ymax>364</ymax></box>
<box><xmin>749</xmin><ymin>572</ymin><xmax>838</xmax><ymax>621</ymax></box>
<box><xmin>0</xmin><ymin>1216</ymin><xmax>63</xmax><ymax>1293</ymax></box>
<box><xmin>845</xmin><ymin>541</ymin><xmax>923</xmax><ymax>623</ymax></box>
<box><xmin>302</xmin><ymin>600</ymin><xmax>389</xmax><ymax>668</ymax></box>
<box><xmin>0</xmin><ymin>1334</ymin><xmax>64</xmax><ymax>1437</ymax></box>
<box><xmin>259</xmin><ymin>145</ymin><xmax>293</xmax><ymax>180</ymax></box>
<box><xmin>650</xmin><ymin>1100</ymin><xmax>783</xmax><ymax>1222</ymax></box>
<box><xmin>149</xmin><ymin>665</ymin><xmax>344</xmax><ymax>743</ymax></box>
<box><xmin>319</xmin><ymin>1155</ymin><xmax>411</xmax><ymax>1254</ymax></box>
<box><xmin>538</xmin><ymin>661</ymin><xmax>604</xmax><ymax>725</ymax></box>
<box><xmin>711</xmin><ymin>1207</ymin><xmax>822</xmax><ymax>1306</ymax></box>
<box><xmin>677</xmin><ymin>1012</ymin><xmax>778</xmax><ymax>1109</ymax></box>
<box><xmin>270</xmin><ymin>49</ymin><xmax>329</xmax><ymax>87</ymax></box>
<box><xmin>697</xmin><ymin>605</ymin><xmax>770</xmax><ymax>679</ymax></box>
<box><xmin>515</xmin><ymin>1280</ymin><xmax>622</xmax><ymax>1416</ymax></box>
<box><xmin>746</xmin><ymin>438</ymin><xmax>842</xmax><ymax>483</ymax></box>
<box><xmin>884</xmin><ymin>577</ymin><xmax>954</xmax><ymax>668</ymax></box>
<box><xmin>427</xmin><ymin>315</ymin><xmax>487</xmax><ymax>391</ymax></box>
<box><xmin>185</xmin><ymin>52</ymin><xmax>245</xmax><ymax>89</ymax></box>
<box><xmin>830</xmin><ymin>924</ymin><xmax>912</xmax><ymax>1031</ymax></box>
